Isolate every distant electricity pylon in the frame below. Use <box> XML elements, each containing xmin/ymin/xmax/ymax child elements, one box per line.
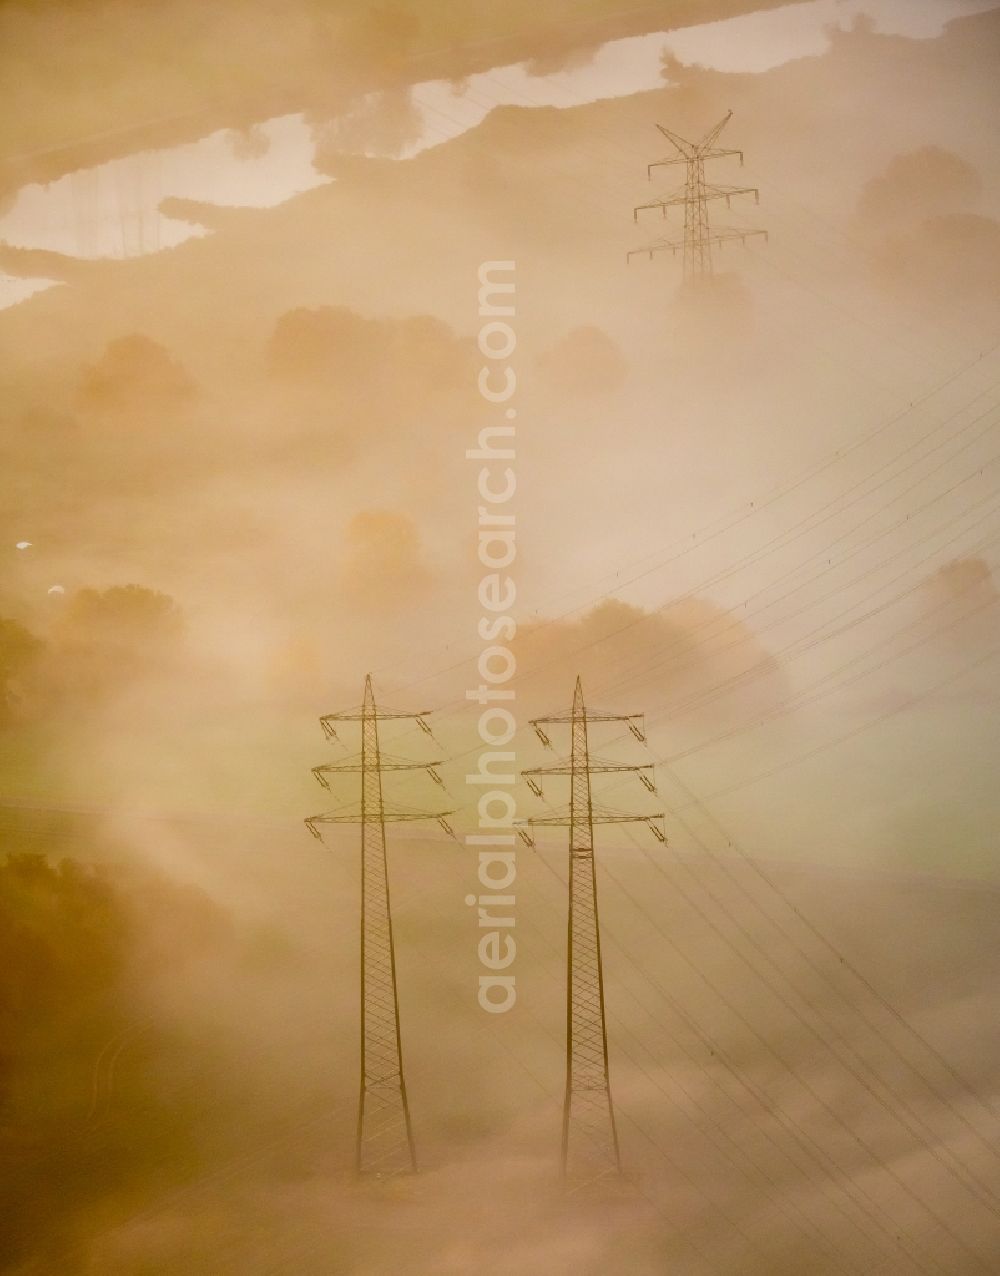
<box><xmin>305</xmin><ymin>674</ymin><xmax>454</xmax><ymax>1177</ymax></box>
<box><xmin>628</xmin><ymin>109</ymin><xmax>767</xmax><ymax>280</ymax></box>
<box><xmin>519</xmin><ymin>677</ymin><xmax>665</xmax><ymax>1186</ymax></box>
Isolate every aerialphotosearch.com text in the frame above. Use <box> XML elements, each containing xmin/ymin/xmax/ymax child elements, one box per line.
<box><xmin>466</xmin><ymin>260</ymin><xmax>518</xmax><ymax>1014</ymax></box>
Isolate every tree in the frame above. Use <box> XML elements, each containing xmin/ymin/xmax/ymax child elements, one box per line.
<box><xmin>54</xmin><ymin>585</ymin><xmax>184</xmax><ymax>701</ymax></box>
<box><xmin>0</xmin><ymin>849</ymin><xmax>233</xmax><ymax>1271</ymax></box>
<box><xmin>0</xmin><ymin>618</ymin><xmax>43</xmax><ymax>723</ymax></box>
<box><xmin>0</xmin><ymin>853</ymin><xmax>128</xmax><ymax>1112</ymax></box>
<box><xmin>78</xmin><ymin>334</ymin><xmax>194</xmax><ymax>417</ymax></box>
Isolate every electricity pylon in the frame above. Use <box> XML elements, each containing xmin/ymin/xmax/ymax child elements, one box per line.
<box><xmin>628</xmin><ymin>109</ymin><xmax>767</xmax><ymax>279</ymax></box>
<box><xmin>519</xmin><ymin>677</ymin><xmax>665</xmax><ymax>1186</ymax></box>
<box><xmin>305</xmin><ymin>674</ymin><xmax>454</xmax><ymax>1177</ymax></box>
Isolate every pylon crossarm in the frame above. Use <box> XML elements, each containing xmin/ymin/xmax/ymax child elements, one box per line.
<box><xmin>523</xmin><ymin>758</ymin><xmax>654</xmax><ymax>776</ymax></box>
<box><xmin>635</xmin><ymin>184</ymin><xmax>756</xmax><ymax>221</ymax></box>
<box><xmin>590</xmin><ymin>759</ymin><xmax>656</xmax><ymax>777</ymax></box>
<box><xmin>382</xmin><ymin>805</ymin><xmax>456</xmax><ymax>824</ymax></box>
<box><xmin>530</xmin><ymin>711</ymin><xmax>644</xmax><ymax>726</ymax></box>
<box><xmin>647</xmin><ymin>155</ymin><xmax>690</xmax><ymax>175</ymax></box>
<box><xmin>320</xmin><ymin>707</ymin><xmax>433</xmax><ymax>725</ymax></box>
<box><xmin>517</xmin><ymin>808</ymin><xmax>572</xmax><ymax>828</ymax></box>
<box><xmin>591</xmin><ymin>811</ymin><xmax>665</xmax><ymax>826</ymax></box>
<box><xmin>594</xmin><ymin>807</ymin><xmax>668</xmax><ymax>841</ymax></box>
<box><xmin>304</xmin><ymin>812</ymin><xmax>379</xmax><ymax>840</ymax></box>
<box><xmin>647</xmin><ymin>148</ymin><xmax>739</xmax><ymax>173</ymax></box>
<box><xmin>519</xmin><ymin>809</ymin><xmax>661</xmax><ymax>828</ymax></box>
<box><xmin>320</xmin><ymin>710</ymin><xmax>363</xmax><ymax>726</ymax></box>
<box><xmin>627</xmin><ymin>239</ymin><xmax>682</xmax><ymax>262</ymax></box>
<box><xmin>313</xmin><ymin>754</ymin><xmax>444</xmax><ymax>778</ymax></box>
<box><xmin>633</xmin><ymin>192</ymin><xmax>687</xmax><ymax>221</ymax></box>
<box><xmin>702</xmin><ymin>183</ymin><xmax>760</xmax><ymax>206</ymax></box>
<box><xmin>305</xmin><ymin>805</ymin><xmax>453</xmax><ymax>827</ymax></box>
<box><xmin>707</xmin><ymin>227</ymin><xmax>769</xmax><ymax>248</ymax></box>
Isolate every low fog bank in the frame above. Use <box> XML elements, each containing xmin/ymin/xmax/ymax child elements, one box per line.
<box><xmin>2</xmin><ymin>812</ymin><xmax>998</xmax><ymax>1273</ymax></box>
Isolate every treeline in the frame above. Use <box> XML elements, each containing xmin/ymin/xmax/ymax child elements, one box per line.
<box><xmin>0</xmin><ymin>849</ymin><xmax>231</xmax><ymax>1271</ymax></box>
<box><xmin>0</xmin><ymin>584</ymin><xmax>183</xmax><ymax>726</ymax></box>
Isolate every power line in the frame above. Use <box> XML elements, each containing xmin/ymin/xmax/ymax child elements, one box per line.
<box><xmin>521</xmin><ymin>789</ymin><xmax>941</xmax><ymax>1270</ymax></box>
<box><xmin>596</xmin><ymin>840</ymin><xmax>986</xmax><ymax>1272</ymax></box>
<box><xmin>516</xmin><ymin>847</ymin><xmax>881</xmax><ymax>1270</ymax></box>
<box><xmin>659</xmin><ymin>578</ymin><xmax>1000</xmax><ymax>767</ymax></box>
<box><xmin>596</xmin><ymin>497</ymin><xmax>1000</xmax><ymax>715</ymax></box>
<box><xmin>367</xmin><ymin>343</ymin><xmax>1000</xmax><ymax>705</ymax></box>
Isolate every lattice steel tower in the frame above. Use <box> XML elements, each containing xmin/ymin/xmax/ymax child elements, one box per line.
<box><xmin>306</xmin><ymin>674</ymin><xmax>453</xmax><ymax>1176</ymax></box>
<box><xmin>629</xmin><ymin>110</ymin><xmax>767</xmax><ymax>279</ymax></box>
<box><xmin>519</xmin><ymin>678</ymin><xmax>665</xmax><ymax>1185</ymax></box>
